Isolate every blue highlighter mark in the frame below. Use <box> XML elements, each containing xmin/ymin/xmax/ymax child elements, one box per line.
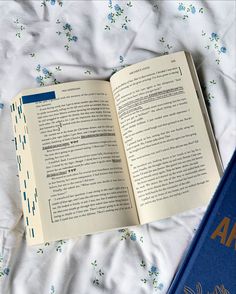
<box><xmin>32</xmin><ymin>201</ymin><xmax>35</xmax><ymax>216</ymax></box>
<box><xmin>14</xmin><ymin>137</ymin><xmax>17</xmax><ymax>150</ymax></box>
<box><xmin>17</xmin><ymin>105</ymin><xmax>21</xmax><ymax>118</ymax></box>
<box><xmin>35</xmin><ymin>188</ymin><xmax>38</xmax><ymax>203</ymax></box>
<box><xmin>27</xmin><ymin>198</ymin><xmax>31</xmax><ymax>213</ymax></box>
<box><xmin>22</xmin><ymin>91</ymin><xmax>56</xmax><ymax>104</ymax></box>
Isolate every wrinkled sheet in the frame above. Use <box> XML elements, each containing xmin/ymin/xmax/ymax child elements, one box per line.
<box><xmin>0</xmin><ymin>1</ymin><xmax>235</xmax><ymax>293</ymax></box>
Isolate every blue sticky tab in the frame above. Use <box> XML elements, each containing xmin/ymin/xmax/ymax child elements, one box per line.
<box><xmin>22</xmin><ymin>91</ymin><xmax>56</xmax><ymax>104</ymax></box>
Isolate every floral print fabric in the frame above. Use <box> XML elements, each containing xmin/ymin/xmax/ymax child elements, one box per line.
<box><xmin>0</xmin><ymin>1</ymin><xmax>235</xmax><ymax>293</ymax></box>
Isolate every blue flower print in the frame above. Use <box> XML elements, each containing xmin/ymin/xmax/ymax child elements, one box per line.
<box><xmin>130</xmin><ymin>232</ymin><xmax>136</xmax><ymax>241</ymax></box>
<box><xmin>114</xmin><ymin>4</ymin><xmax>121</xmax><ymax>12</ymax></box>
<box><xmin>105</xmin><ymin>1</ymin><xmax>131</xmax><ymax>30</ymax></box>
<box><xmin>42</xmin><ymin>68</ymin><xmax>49</xmax><ymax>75</ymax></box>
<box><xmin>159</xmin><ymin>37</ymin><xmax>173</xmax><ymax>55</ymax></box>
<box><xmin>191</xmin><ymin>6</ymin><xmax>196</xmax><ymax>14</ymax></box>
<box><xmin>0</xmin><ymin>254</ymin><xmax>10</xmax><ymax>278</ymax></box>
<box><xmin>178</xmin><ymin>3</ymin><xmax>185</xmax><ymax>11</ymax></box>
<box><xmin>72</xmin><ymin>36</ymin><xmax>78</xmax><ymax>42</ymax></box>
<box><xmin>202</xmin><ymin>79</ymin><xmax>217</xmax><ymax>106</ymax></box>
<box><xmin>151</xmin><ymin>266</ymin><xmax>157</xmax><ymax>273</ymax></box>
<box><xmin>108</xmin><ymin>13</ymin><xmax>113</xmax><ymax>21</ymax></box>
<box><xmin>203</xmin><ymin>31</ymin><xmax>227</xmax><ymax>64</ymax></box>
<box><xmin>63</xmin><ymin>23</ymin><xmax>72</xmax><ymax>31</ymax></box>
<box><xmin>36</xmin><ymin>240</ymin><xmax>66</xmax><ymax>254</ymax></box>
<box><xmin>91</xmin><ymin>260</ymin><xmax>105</xmax><ymax>287</ymax></box>
<box><xmin>0</xmin><ymin>103</ymin><xmax>4</xmax><ymax>109</ymax></box>
<box><xmin>119</xmin><ymin>55</ymin><xmax>124</xmax><ymax>63</ymax></box>
<box><xmin>36</xmin><ymin>76</ymin><xmax>42</xmax><ymax>84</ymax></box>
<box><xmin>14</xmin><ymin>18</ymin><xmax>25</xmax><ymax>38</ymax></box>
<box><xmin>211</xmin><ymin>32</ymin><xmax>219</xmax><ymax>41</ymax></box>
<box><xmin>119</xmin><ymin>228</ymin><xmax>143</xmax><ymax>243</ymax></box>
<box><xmin>140</xmin><ymin>261</ymin><xmax>164</xmax><ymax>291</ymax></box>
<box><xmin>56</xmin><ymin>21</ymin><xmax>78</xmax><ymax>50</ymax></box>
<box><xmin>3</xmin><ymin>268</ymin><xmax>10</xmax><ymax>275</ymax></box>
<box><xmin>41</xmin><ymin>0</ymin><xmax>63</xmax><ymax>7</ymax></box>
<box><xmin>35</xmin><ymin>65</ymin><xmax>61</xmax><ymax>86</ymax></box>
<box><xmin>220</xmin><ymin>46</ymin><xmax>226</xmax><ymax>53</ymax></box>
<box><xmin>178</xmin><ymin>3</ymin><xmax>203</xmax><ymax>19</ymax></box>
<box><xmin>50</xmin><ymin>285</ymin><xmax>55</xmax><ymax>294</ymax></box>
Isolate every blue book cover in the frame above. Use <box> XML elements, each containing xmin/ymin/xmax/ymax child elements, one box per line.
<box><xmin>168</xmin><ymin>150</ymin><xmax>236</xmax><ymax>294</ymax></box>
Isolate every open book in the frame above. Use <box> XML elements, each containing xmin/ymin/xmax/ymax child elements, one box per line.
<box><xmin>11</xmin><ymin>51</ymin><xmax>222</xmax><ymax>245</ymax></box>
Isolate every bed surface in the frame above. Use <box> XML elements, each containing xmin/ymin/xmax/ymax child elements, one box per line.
<box><xmin>0</xmin><ymin>1</ymin><xmax>235</xmax><ymax>293</ymax></box>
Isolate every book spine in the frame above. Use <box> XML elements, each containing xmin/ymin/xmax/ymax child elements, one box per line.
<box><xmin>11</xmin><ymin>96</ymin><xmax>44</xmax><ymax>245</ymax></box>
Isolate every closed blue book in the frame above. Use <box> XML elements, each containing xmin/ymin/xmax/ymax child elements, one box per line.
<box><xmin>168</xmin><ymin>150</ymin><xmax>236</xmax><ymax>294</ymax></box>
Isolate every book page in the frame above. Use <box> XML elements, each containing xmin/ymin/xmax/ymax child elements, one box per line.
<box><xmin>11</xmin><ymin>94</ymin><xmax>44</xmax><ymax>245</ymax></box>
<box><xmin>110</xmin><ymin>51</ymin><xmax>221</xmax><ymax>224</ymax></box>
<box><xmin>21</xmin><ymin>80</ymin><xmax>138</xmax><ymax>243</ymax></box>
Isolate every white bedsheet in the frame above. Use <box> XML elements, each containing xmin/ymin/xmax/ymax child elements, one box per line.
<box><xmin>0</xmin><ymin>1</ymin><xmax>235</xmax><ymax>293</ymax></box>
